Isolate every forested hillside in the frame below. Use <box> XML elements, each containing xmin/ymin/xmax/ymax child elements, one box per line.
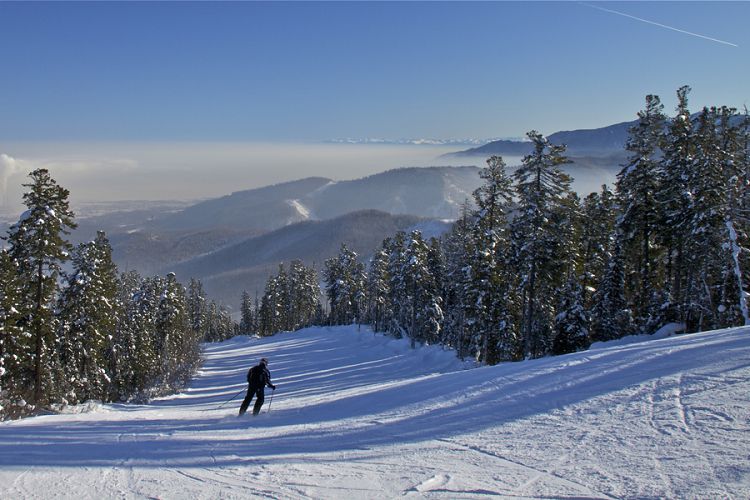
<box><xmin>0</xmin><ymin>171</ymin><xmax>233</xmax><ymax>420</ymax></box>
<box><xmin>247</xmin><ymin>87</ymin><xmax>750</xmax><ymax>365</ymax></box>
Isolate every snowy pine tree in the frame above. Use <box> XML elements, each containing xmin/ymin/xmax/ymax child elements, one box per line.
<box><xmin>724</xmin><ymin>107</ymin><xmax>750</xmax><ymax>326</ymax></box>
<box><xmin>616</xmin><ymin>94</ymin><xmax>668</xmax><ymax>328</ymax></box>
<box><xmin>324</xmin><ymin>245</ymin><xmax>366</xmax><ymax>326</ymax></box>
<box><xmin>257</xmin><ymin>261</ymin><xmax>319</xmax><ymax>335</ymax></box>
<box><xmin>0</xmin><ymin>249</ymin><xmax>25</xmax><ymax>416</ymax></box>
<box><xmin>366</xmin><ymin>246</ymin><xmax>391</xmax><ymax>333</ymax></box>
<box><xmin>239</xmin><ymin>290</ymin><xmax>255</xmax><ymax>335</ymax></box>
<box><xmin>287</xmin><ymin>260</ymin><xmax>321</xmax><ymax>331</ymax></box>
<box><xmin>590</xmin><ymin>239</ymin><xmax>634</xmax><ymax>341</ymax></box>
<box><xmin>401</xmin><ymin>231</ymin><xmax>443</xmax><ymax>347</ymax></box>
<box><xmin>465</xmin><ymin>156</ymin><xmax>520</xmax><ymax>363</ymax></box>
<box><xmin>4</xmin><ymin>168</ymin><xmax>76</xmax><ymax>405</ymax></box>
<box><xmin>440</xmin><ymin>203</ymin><xmax>475</xmax><ymax>359</ymax></box>
<box><xmin>58</xmin><ymin>231</ymin><xmax>120</xmax><ymax>403</ymax></box>
<box><xmin>552</xmin><ymin>276</ymin><xmax>590</xmax><ymax>355</ymax></box>
<box><xmin>579</xmin><ymin>186</ymin><xmax>616</xmax><ymax>311</ymax></box>
<box><xmin>187</xmin><ymin>278</ymin><xmax>207</xmax><ymax>339</ymax></box>
<box><xmin>109</xmin><ymin>270</ymin><xmax>144</xmax><ymax>401</ymax></box>
<box><xmin>511</xmin><ymin>132</ymin><xmax>573</xmax><ymax>358</ymax></box>
<box><xmin>658</xmin><ymin>86</ymin><xmax>695</xmax><ymax>325</ymax></box>
<box><xmin>386</xmin><ymin>232</ymin><xmax>409</xmax><ymax>338</ymax></box>
<box><xmin>155</xmin><ymin>273</ymin><xmax>198</xmax><ymax>390</ymax></box>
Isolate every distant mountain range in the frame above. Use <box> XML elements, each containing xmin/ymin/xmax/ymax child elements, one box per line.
<box><xmin>445</xmin><ymin>120</ymin><xmax>636</xmax><ymax>158</ymax></box>
<box><xmin>151</xmin><ymin>166</ymin><xmax>482</xmax><ymax>232</ymax></box>
<box><xmin>63</xmin><ymin>119</ymin><xmax>643</xmax><ymax>310</ymax></box>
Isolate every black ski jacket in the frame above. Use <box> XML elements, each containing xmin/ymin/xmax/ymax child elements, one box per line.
<box><xmin>247</xmin><ymin>363</ymin><xmax>273</xmax><ymax>389</ymax></box>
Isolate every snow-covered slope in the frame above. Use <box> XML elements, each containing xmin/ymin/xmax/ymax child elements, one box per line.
<box><xmin>1</xmin><ymin>326</ymin><xmax>749</xmax><ymax>498</ymax></box>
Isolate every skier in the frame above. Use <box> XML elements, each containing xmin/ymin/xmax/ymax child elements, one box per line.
<box><xmin>239</xmin><ymin>357</ymin><xmax>276</xmax><ymax>416</ymax></box>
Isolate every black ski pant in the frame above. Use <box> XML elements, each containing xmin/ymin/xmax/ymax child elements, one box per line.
<box><xmin>239</xmin><ymin>386</ymin><xmax>265</xmax><ymax>416</ymax></box>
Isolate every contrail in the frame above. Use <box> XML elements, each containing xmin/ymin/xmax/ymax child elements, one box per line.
<box><xmin>581</xmin><ymin>2</ymin><xmax>738</xmax><ymax>48</ymax></box>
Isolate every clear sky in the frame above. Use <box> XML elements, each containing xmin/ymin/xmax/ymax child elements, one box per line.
<box><xmin>0</xmin><ymin>1</ymin><xmax>748</xmax><ymax>206</ymax></box>
<box><xmin>1</xmin><ymin>1</ymin><xmax>748</xmax><ymax>141</ymax></box>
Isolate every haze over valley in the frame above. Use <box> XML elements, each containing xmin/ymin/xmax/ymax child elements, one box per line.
<box><xmin>0</xmin><ymin>119</ymin><xmax>630</xmax><ymax>309</ymax></box>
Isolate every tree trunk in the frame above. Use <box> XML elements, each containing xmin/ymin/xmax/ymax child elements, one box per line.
<box><xmin>34</xmin><ymin>259</ymin><xmax>44</xmax><ymax>404</ymax></box>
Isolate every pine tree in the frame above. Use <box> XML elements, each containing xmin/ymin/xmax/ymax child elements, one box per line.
<box><xmin>386</xmin><ymin>232</ymin><xmax>409</xmax><ymax>337</ymax></box>
<box><xmin>366</xmin><ymin>246</ymin><xmax>391</xmax><ymax>332</ymax></box>
<box><xmin>679</xmin><ymin>107</ymin><xmax>722</xmax><ymax>330</ymax></box>
<box><xmin>402</xmin><ymin>231</ymin><xmax>443</xmax><ymax>347</ymax></box>
<box><xmin>552</xmin><ymin>276</ymin><xmax>590</xmax><ymax>355</ymax></box>
<box><xmin>206</xmin><ymin>301</ymin><xmax>236</xmax><ymax>341</ymax></box>
<box><xmin>258</xmin><ymin>264</ymin><xmax>301</xmax><ymax>335</ymax></box>
<box><xmin>424</xmin><ymin>237</ymin><xmax>446</xmax><ymax>346</ymax></box>
<box><xmin>724</xmin><ymin>107</ymin><xmax>750</xmax><ymax>326</ymax></box>
<box><xmin>616</xmin><ymin>95</ymin><xmax>667</xmax><ymax>327</ymax></box>
<box><xmin>187</xmin><ymin>279</ymin><xmax>207</xmax><ymax>339</ymax></box>
<box><xmin>0</xmin><ymin>249</ymin><xmax>25</xmax><ymax>415</ymax></box>
<box><xmin>579</xmin><ymin>186</ymin><xmax>616</xmax><ymax>311</ymax></box>
<box><xmin>466</xmin><ymin>156</ymin><xmax>519</xmax><ymax>363</ymax></box>
<box><xmin>681</xmin><ymin>106</ymin><xmax>750</xmax><ymax>331</ymax></box>
<box><xmin>590</xmin><ymin>239</ymin><xmax>634</xmax><ymax>341</ymax></box>
<box><xmin>131</xmin><ymin>275</ymin><xmax>161</xmax><ymax>393</ymax></box>
<box><xmin>324</xmin><ymin>245</ymin><xmax>366</xmax><ymax>325</ymax></box>
<box><xmin>155</xmin><ymin>273</ymin><xmax>197</xmax><ymax>389</ymax></box>
<box><xmin>258</xmin><ymin>259</ymin><xmax>323</xmax><ymax>334</ymax></box>
<box><xmin>287</xmin><ymin>260</ymin><xmax>321</xmax><ymax>331</ymax></box>
<box><xmin>109</xmin><ymin>270</ymin><xmax>143</xmax><ymax>401</ymax></box>
<box><xmin>441</xmin><ymin>203</ymin><xmax>474</xmax><ymax>359</ymax></box>
<box><xmin>4</xmin><ymin>169</ymin><xmax>76</xmax><ymax>405</ymax></box>
<box><xmin>239</xmin><ymin>290</ymin><xmax>254</xmax><ymax>335</ymax></box>
<box><xmin>258</xmin><ymin>274</ymin><xmax>280</xmax><ymax>336</ymax></box>
<box><xmin>659</xmin><ymin>86</ymin><xmax>695</xmax><ymax>324</ymax></box>
<box><xmin>58</xmin><ymin>231</ymin><xmax>120</xmax><ymax>403</ymax></box>
<box><xmin>511</xmin><ymin>132</ymin><xmax>573</xmax><ymax>358</ymax></box>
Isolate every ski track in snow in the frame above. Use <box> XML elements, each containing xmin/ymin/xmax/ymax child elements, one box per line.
<box><xmin>1</xmin><ymin>325</ymin><xmax>749</xmax><ymax>499</ymax></box>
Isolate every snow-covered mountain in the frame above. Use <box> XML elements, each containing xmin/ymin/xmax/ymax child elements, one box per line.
<box><xmin>151</xmin><ymin>166</ymin><xmax>481</xmax><ymax>232</ymax></box>
<box><xmin>1</xmin><ymin>325</ymin><xmax>747</xmax><ymax>498</ymax></box>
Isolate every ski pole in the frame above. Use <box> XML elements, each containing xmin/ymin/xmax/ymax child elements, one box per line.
<box><xmin>216</xmin><ymin>388</ymin><xmax>245</xmax><ymax>410</ymax></box>
<box><xmin>267</xmin><ymin>388</ymin><xmax>275</xmax><ymax>413</ymax></box>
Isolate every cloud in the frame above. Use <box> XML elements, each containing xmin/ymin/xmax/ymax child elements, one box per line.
<box><xmin>0</xmin><ymin>154</ymin><xmax>25</xmax><ymax>206</ymax></box>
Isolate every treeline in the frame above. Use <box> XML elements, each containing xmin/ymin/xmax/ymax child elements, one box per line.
<box><xmin>238</xmin><ymin>261</ymin><xmax>324</xmax><ymax>337</ymax></box>
<box><xmin>0</xmin><ymin>169</ymin><xmax>235</xmax><ymax>420</ymax></box>
<box><xmin>247</xmin><ymin>87</ymin><xmax>750</xmax><ymax>364</ymax></box>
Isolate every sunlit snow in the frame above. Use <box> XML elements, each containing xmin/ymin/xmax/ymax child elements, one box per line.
<box><xmin>0</xmin><ymin>325</ymin><xmax>748</xmax><ymax>498</ymax></box>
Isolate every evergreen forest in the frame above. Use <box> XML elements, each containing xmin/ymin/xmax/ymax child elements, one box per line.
<box><xmin>0</xmin><ymin>169</ymin><xmax>235</xmax><ymax>419</ymax></box>
<box><xmin>3</xmin><ymin>87</ymin><xmax>749</xmax><ymax>419</ymax></box>
<box><xmin>249</xmin><ymin>87</ymin><xmax>750</xmax><ymax>364</ymax></box>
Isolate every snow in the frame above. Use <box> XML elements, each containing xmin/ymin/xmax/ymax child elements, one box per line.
<box><xmin>589</xmin><ymin>321</ymin><xmax>685</xmax><ymax>350</ymax></box>
<box><xmin>287</xmin><ymin>198</ymin><xmax>312</xmax><ymax>220</ymax></box>
<box><xmin>726</xmin><ymin>219</ymin><xmax>749</xmax><ymax>325</ymax></box>
<box><xmin>1</xmin><ymin>325</ymin><xmax>749</xmax><ymax>498</ymax></box>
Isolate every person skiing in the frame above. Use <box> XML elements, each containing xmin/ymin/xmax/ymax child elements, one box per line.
<box><xmin>239</xmin><ymin>357</ymin><xmax>276</xmax><ymax>416</ymax></box>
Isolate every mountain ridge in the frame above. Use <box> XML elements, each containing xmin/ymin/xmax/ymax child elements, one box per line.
<box><xmin>446</xmin><ymin>120</ymin><xmax>636</xmax><ymax>158</ymax></box>
<box><xmin>165</xmin><ymin>209</ymin><xmax>451</xmax><ymax>306</ymax></box>
<box><xmin>149</xmin><ymin>166</ymin><xmax>482</xmax><ymax>233</ymax></box>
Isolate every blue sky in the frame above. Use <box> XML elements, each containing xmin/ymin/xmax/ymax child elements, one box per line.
<box><xmin>1</xmin><ymin>1</ymin><xmax>748</xmax><ymax>142</ymax></box>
